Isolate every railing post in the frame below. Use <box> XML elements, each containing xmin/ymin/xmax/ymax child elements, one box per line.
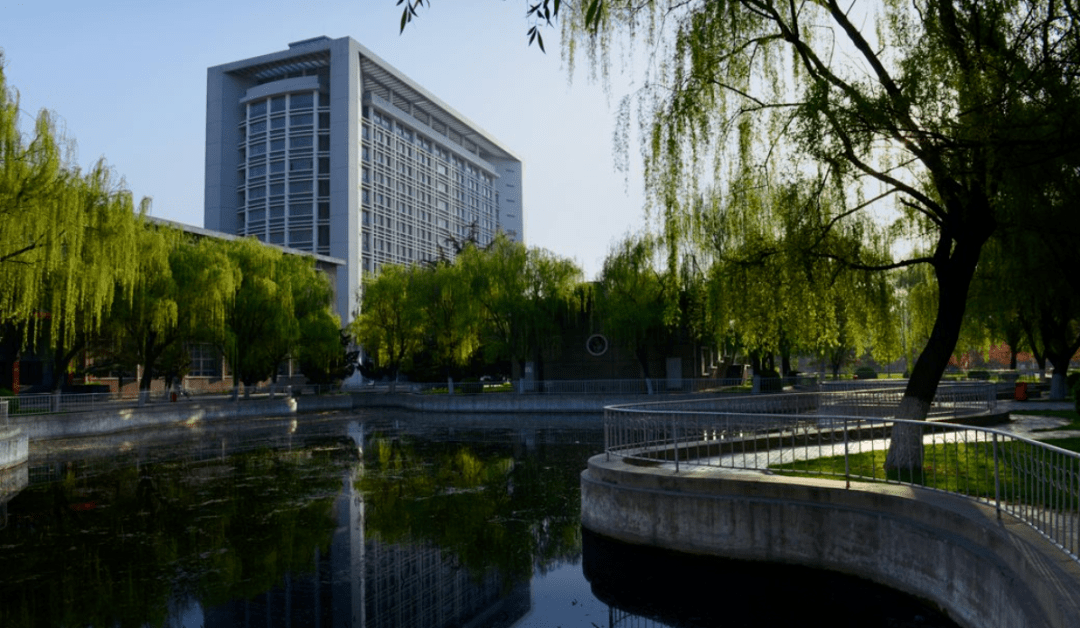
<box><xmin>673</xmin><ymin>416</ymin><xmax>679</xmax><ymax>473</ymax></box>
<box><xmin>844</xmin><ymin>418</ymin><xmax>850</xmax><ymax>490</ymax></box>
<box><xmin>606</xmin><ymin>410</ymin><xmax>612</xmax><ymax>462</ymax></box>
<box><xmin>993</xmin><ymin>432</ymin><xmax>1001</xmax><ymax>519</ymax></box>
<box><xmin>0</xmin><ymin>399</ymin><xmax>7</xmax><ymax>427</ymax></box>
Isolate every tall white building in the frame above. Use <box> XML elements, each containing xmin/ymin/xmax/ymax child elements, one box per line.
<box><xmin>205</xmin><ymin>36</ymin><xmax>524</xmax><ymax>324</ymax></box>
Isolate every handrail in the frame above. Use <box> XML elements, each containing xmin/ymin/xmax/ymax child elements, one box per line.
<box><xmin>603</xmin><ymin>385</ymin><xmax>1080</xmax><ymax>562</ymax></box>
<box><xmin>0</xmin><ymin>384</ymin><xmax>343</xmax><ymax>417</ymax></box>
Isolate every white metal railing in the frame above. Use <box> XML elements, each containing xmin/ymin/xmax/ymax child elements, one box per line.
<box><xmin>385</xmin><ymin>376</ymin><xmax>820</xmax><ymax>396</ymax></box>
<box><xmin>603</xmin><ymin>384</ymin><xmax>1079</xmax><ymax>562</ymax></box>
<box><xmin>0</xmin><ymin>384</ymin><xmax>344</xmax><ymax>417</ymax></box>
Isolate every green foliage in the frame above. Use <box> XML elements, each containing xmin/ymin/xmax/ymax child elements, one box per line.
<box><xmin>222</xmin><ymin>238</ymin><xmax>339</xmax><ymax>389</ymax></box>
<box><xmin>353</xmin><ymin>233</ymin><xmax>583</xmax><ymax>381</ymax></box>
<box><xmin>350</xmin><ymin>262</ymin><xmax>427</xmax><ymax>381</ymax></box>
<box><xmin>97</xmin><ymin>230</ymin><xmax>240</xmax><ymax>389</ymax></box>
<box><xmin>552</xmin><ymin>1</ymin><xmax>1080</xmax><ymax>419</ymax></box>
<box><xmin>854</xmin><ymin>366</ymin><xmax>878</xmax><ymax>380</ymax></box>
<box><xmin>597</xmin><ymin>233</ymin><xmax>670</xmax><ymax>377</ymax></box>
<box><xmin>0</xmin><ymin>61</ymin><xmax>143</xmax><ymax>351</ymax></box>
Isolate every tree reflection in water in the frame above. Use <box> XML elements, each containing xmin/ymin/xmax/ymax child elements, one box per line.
<box><xmin>0</xmin><ymin>415</ymin><xmax>603</xmax><ymax>628</ymax></box>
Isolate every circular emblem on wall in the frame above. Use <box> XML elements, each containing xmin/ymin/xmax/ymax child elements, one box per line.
<box><xmin>586</xmin><ymin>334</ymin><xmax>609</xmax><ymax>356</ymax></box>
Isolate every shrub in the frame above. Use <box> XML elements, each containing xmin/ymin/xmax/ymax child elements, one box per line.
<box><xmin>854</xmin><ymin>366</ymin><xmax>878</xmax><ymax>380</ymax></box>
<box><xmin>967</xmin><ymin>370</ymin><xmax>990</xmax><ymax>380</ymax></box>
<box><xmin>1067</xmin><ymin>371</ymin><xmax>1080</xmax><ymax>394</ymax></box>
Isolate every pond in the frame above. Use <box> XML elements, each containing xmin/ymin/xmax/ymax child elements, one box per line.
<box><xmin>0</xmin><ymin>410</ymin><xmax>959</xmax><ymax>627</ymax></box>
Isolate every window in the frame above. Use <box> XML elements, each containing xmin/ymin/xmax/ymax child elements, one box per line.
<box><xmin>290</xmin><ymin>93</ymin><xmax>313</xmax><ymax>109</ymax></box>
<box><xmin>249</xmin><ymin>100</ymin><xmax>267</xmax><ymax>118</ymax></box>
<box><xmin>290</xmin><ymin>229</ymin><xmax>312</xmax><ymax>246</ymax></box>
<box><xmin>189</xmin><ymin>344</ymin><xmax>221</xmax><ymax>377</ymax></box>
<box><xmin>271</xmin><ymin>96</ymin><xmax>286</xmax><ymax>113</ymax></box>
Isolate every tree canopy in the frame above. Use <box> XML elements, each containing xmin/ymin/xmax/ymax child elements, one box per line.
<box><xmin>0</xmin><ymin>60</ymin><xmax>143</xmax><ymax>352</ymax></box>
<box><xmin>403</xmin><ymin>1</ymin><xmax>1080</xmax><ymax>422</ymax></box>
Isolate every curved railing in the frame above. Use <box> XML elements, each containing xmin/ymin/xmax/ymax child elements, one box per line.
<box><xmin>603</xmin><ymin>384</ymin><xmax>1080</xmax><ymax>562</ymax></box>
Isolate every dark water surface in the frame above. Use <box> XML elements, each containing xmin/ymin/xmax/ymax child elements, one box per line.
<box><xmin>0</xmin><ymin>410</ymin><xmax>959</xmax><ymax>627</ymax></box>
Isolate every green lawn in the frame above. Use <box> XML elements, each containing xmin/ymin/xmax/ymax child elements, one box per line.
<box><xmin>772</xmin><ymin>439</ymin><xmax>1080</xmax><ymax>507</ymax></box>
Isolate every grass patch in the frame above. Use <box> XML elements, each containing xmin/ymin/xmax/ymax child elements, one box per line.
<box><xmin>772</xmin><ymin>439</ymin><xmax>1080</xmax><ymax>506</ymax></box>
<box><xmin>1009</xmin><ymin>409</ymin><xmax>1080</xmax><ymax>431</ymax></box>
<box><xmin>1042</xmin><ymin>437</ymin><xmax>1080</xmax><ymax>452</ymax></box>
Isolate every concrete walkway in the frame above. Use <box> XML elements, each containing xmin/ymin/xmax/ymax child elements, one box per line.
<box><xmin>996</xmin><ymin>399</ymin><xmax>1080</xmax><ymax>440</ymax></box>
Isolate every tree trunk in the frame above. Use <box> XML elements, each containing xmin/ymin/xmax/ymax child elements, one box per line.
<box><xmin>886</xmin><ymin>235</ymin><xmax>986</xmax><ymax>471</ymax></box>
<box><xmin>49</xmin><ymin>342</ymin><xmax>83</xmax><ymax>393</ymax></box>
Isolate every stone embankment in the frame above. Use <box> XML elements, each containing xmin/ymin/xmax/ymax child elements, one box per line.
<box><xmin>581</xmin><ymin>454</ymin><xmax>1080</xmax><ymax>628</ymax></box>
<box><xmin>8</xmin><ymin>390</ymin><xmax>630</xmax><ymax>444</ymax></box>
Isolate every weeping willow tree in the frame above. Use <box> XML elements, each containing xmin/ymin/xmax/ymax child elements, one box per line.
<box><xmin>405</xmin><ymin>1</ymin><xmax>1080</xmax><ymax>468</ymax></box>
<box><xmin>706</xmin><ymin>177</ymin><xmax>900</xmax><ymax>378</ymax></box>
<box><xmin>0</xmin><ymin>59</ymin><xmax>142</xmax><ymax>373</ymax></box>
<box><xmin>596</xmin><ymin>232</ymin><xmax>672</xmax><ymax>383</ymax></box>
<box><xmin>99</xmin><ymin>229</ymin><xmax>239</xmax><ymax>392</ymax></box>
<box><xmin>351</xmin><ymin>262</ymin><xmax>428</xmax><ymax>387</ymax></box>
<box><xmin>457</xmin><ymin>234</ymin><xmax>583</xmax><ymax>385</ymax></box>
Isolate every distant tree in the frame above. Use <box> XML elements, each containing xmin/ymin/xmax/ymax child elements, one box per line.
<box><xmin>415</xmin><ymin>256</ymin><xmax>481</xmax><ymax>384</ymax></box>
<box><xmin>350</xmin><ymin>263</ymin><xmax>427</xmax><ymax>389</ymax></box>
<box><xmin>459</xmin><ymin>235</ymin><xmax>582</xmax><ymax>384</ymax></box>
<box><xmin>101</xmin><ymin>231</ymin><xmax>237</xmax><ymax>394</ymax></box>
<box><xmin>220</xmin><ymin>239</ymin><xmax>339</xmax><ymax>395</ymax></box>
<box><xmin>597</xmin><ymin>233</ymin><xmax>670</xmax><ymax>384</ymax></box>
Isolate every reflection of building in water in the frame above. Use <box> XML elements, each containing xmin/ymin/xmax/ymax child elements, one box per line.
<box><xmin>608</xmin><ymin>607</ymin><xmax>675</xmax><ymax>628</ymax></box>
<box><xmin>363</xmin><ymin>542</ymin><xmax>528</xmax><ymax>628</ymax></box>
<box><xmin>203</xmin><ymin>422</ymin><xmax>530</xmax><ymax>628</ymax></box>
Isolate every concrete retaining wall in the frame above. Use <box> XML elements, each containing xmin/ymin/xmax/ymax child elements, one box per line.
<box><xmin>0</xmin><ymin>427</ymin><xmax>28</xmax><ymax>470</ymax></box>
<box><xmin>350</xmin><ymin>391</ymin><xmax>694</xmax><ymax>413</ymax></box>
<box><xmin>581</xmin><ymin>455</ymin><xmax>1080</xmax><ymax>628</ymax></box>
<box><xmin>12</xmin><ymin>398</ymin><xmax>309</xmax><ymax>441</ymax></box>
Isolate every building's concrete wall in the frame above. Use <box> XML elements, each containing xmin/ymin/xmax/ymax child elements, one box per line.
<box><xmin>330</xmin><ymin>37</ymin><xmax>361</xmax><ymax>323</ymax></box>
<box><xmin>581</xmin><ymin>455</ymin><xmax>1080</xmax><ymax>628</ymax></box>
<box><xmin>489</xmin><ymin>156</ymin><xmax>523</xmax><ymax>241</ymax></box>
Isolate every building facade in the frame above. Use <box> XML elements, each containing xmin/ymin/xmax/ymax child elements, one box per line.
<box><xmin>205</xmin><ymin>36</ymin><xmax>524</xmax><ymax>324</ymax></box>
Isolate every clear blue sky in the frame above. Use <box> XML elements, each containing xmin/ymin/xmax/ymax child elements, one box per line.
<box><xmin>1</xmin><ymin>0</ymin><xmax>646</xmax><ymax>279</ymax></box>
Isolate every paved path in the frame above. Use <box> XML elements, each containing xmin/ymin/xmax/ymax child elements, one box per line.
<box><xmin>995</xmin><ymin>399</ymin><xmax>1080</xmax><ymax>440</ymax></box>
